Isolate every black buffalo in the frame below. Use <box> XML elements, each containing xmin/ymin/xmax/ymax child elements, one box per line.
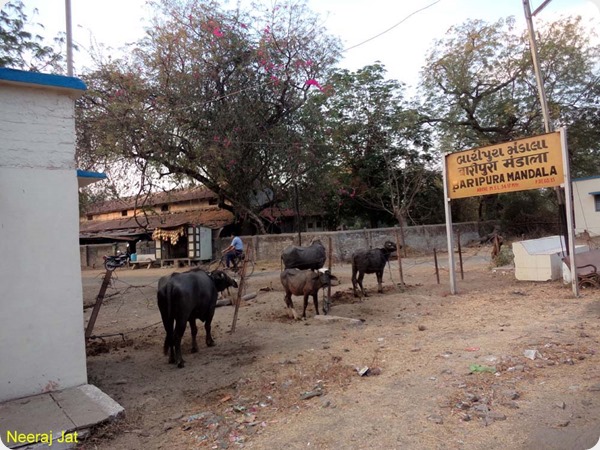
<box><xmin>158</xmin><ymin>268</ymin><xmax>237</xmax><ymax>295</ymax></box>
<box><xmin>280</xmin><ymin>268</ymin><xmax>338</xmax><ymax>319</ymax></box>
<box><xmin>281</xmin><ymin>239</ymin><xmax>326</xmax><ymax>271</ymax></box>
<box><xmin>157</xmin><ymin>269</ymin><xmax>237</xmax><ymax>368</ymax></box>
<box><xmin>351</xmin><ymin>241</ymin><xmax>398</xmax><ymax>298</ymax></box>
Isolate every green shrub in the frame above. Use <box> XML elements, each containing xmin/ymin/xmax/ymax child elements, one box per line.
<box><xmin>492</xmin><ymin>246</ymin><xmax>514</xmax><ymax>267</ymax></box>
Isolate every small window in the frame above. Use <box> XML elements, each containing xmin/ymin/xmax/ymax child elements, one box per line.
<box><xmin>595</xmin><ymin>195</ymin><xmax>600</xmax><ymax>212</ymax></box>
<box><xmin>316</xmin><ymin>221</ymin><xmax>322</xmax><ymax>228</ymax></box>
<box><xmin>121</xmin><ymin>210</ymin><xmax>128</xmax><ymax>217</ymax></box>
<box><xmin>209</xmin><ymin>198</ymin><xmax>218</xmax><ymax>206</ymax></box>
<box><xmin>161</xmin><ymin>204</ymin><xmax>169</xmax><ymax>212</ymax></box>
<box><xmin>86</xmin><ymin>214</ymin><xmax>93</xmax><ymax>221</ymax></box>
<box><xmin>307</xmin><ymin>222</ymin><xmax>314</xmax><ymax>229</ymax></box>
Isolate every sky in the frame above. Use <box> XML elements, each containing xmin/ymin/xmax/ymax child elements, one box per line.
<box><xmin>6</xmin><ymin>0</ymin><xmax>600</xmax><ymax>91</ymax></box>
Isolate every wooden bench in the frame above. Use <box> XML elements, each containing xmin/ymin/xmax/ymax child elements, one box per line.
<box><xmin>562</xmin><ymin>249</ymin><xmax>600</xmax><ymax>289</ymax></box>
<box><xmin>129</xmin><ymin>254</ymin><xmax>158</xmax><ymax>269</ymax></box>
<box><xmin>160</xmin><ymin>258</ymin><xmax>201</xmax><ymax>268</ymax></box>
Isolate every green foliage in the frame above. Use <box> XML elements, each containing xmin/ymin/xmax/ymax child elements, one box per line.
<box><xmin>321</xmin><ymin>64</ymin><xmax>438</xmax><ymax>227</ymax></box>
<box><xmin>421</xmin><ymin>15</ymin><xmax>600</xmax><ymax>227</ymax></box>
<box><xmin>421</xmin><ymin>15</ymin><xmax>600</xmax><ymax>150</ymax></box>
<box><xmin>492</xmin><ymin>245</ymin><xmax>514</xmax><ymax>268</ymax></box>
<box><xmin>497</xmin><ymin>190</ymin><xmax>560</xmax><ymax>237</ymax></box>
<box><xmin>77</xmin><ymin>0</ymin><xmax>341</xmax><ymax>233</ymax></box>
<box><xmin>0</xmin><ymin>0</ymin><xmax>66</xmax><ymax>72</ymax></box>
<box><xmin>74</xmin><ymin>9</ymin><xmax>599</xmax><ymax>234</ymax></box>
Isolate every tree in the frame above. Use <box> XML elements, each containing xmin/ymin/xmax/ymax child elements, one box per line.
<box><xmin>420</xmin><ymin>16</ymin><xmax>600</xmax><ymax>230</ymax></box>
<box><xmin>77</xmin><ymin>0</ymin><xmax>341</xmax><ymax>234</ymax></box>
<box><xmin>0</xmin><ymin>0</ymin><xmax>66</xmax><ymax>72</ymax></box>
<box><xmin>421</xmin><ymin>17</ymin><xmax>531</xmax><ymax>148</ymax></box>
<box><xmin>321</xmin><ymin>64</ymin><xmax>439</xmax><ymax>229</ymax></box>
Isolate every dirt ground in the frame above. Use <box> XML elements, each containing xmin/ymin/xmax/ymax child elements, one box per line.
<box><xmin>78</xmin><ymin>245</ymin><xmax>600</xmax><ymax>450</ymax></box>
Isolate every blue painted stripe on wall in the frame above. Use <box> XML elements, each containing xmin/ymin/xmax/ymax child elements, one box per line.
<box><xmin>0</xmin><ymin>67</ymin><xmax>86</xmax><ymax>91</ymax></box>
<box><xmin>76</xmin><ymin>169</ymin><xmax>107</xmax><ymax>180</ymax></box>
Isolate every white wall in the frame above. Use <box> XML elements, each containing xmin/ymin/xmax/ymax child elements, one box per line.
<box><xmin>573</xmin><ymin>177</ymin><xmax>600</xmax><ymax>236</ymax></box>
<box><xmin>0</xmin><ymin>76</ymin><xmax>87</xmax><ymax>402</ymax></box>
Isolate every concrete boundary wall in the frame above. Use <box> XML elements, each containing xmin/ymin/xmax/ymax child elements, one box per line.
<box><xmin>218</xmin><ymin>222</ymin><xmax>482</xmax><ymax>264</ymax></box>
<box><xmin>80</xmin><ymin>222</ymin><xmax>483</xmax><ymax>269</ymax></box>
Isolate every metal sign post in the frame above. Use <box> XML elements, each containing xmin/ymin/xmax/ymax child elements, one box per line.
<box><xmin>560</xmin><ymin>127</ymin><xmax>578</xmax><ymax>297</ymax></box>
<box><xmin>442</xmin><ymin>155</ymin><xmax>457</xmax><ymax>295</ymax></box>
<box><xmin>442</xmin><ymin>128</ymin><xmax>578</xmax><ymax>297</ymax></box>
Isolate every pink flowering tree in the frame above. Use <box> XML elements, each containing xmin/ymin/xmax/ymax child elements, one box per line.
<box><xmin>77</xmin><ymin>0</ymin><xmax>341</xmax><ymax>233</ymax></box>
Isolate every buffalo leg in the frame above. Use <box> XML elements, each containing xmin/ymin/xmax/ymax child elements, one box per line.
<box><xmin>302</xmin><ymin>294</ymin><xmax>309</xmax><ymax>319</ymax></box>
<box><xmin>164</xmin><ymin>332</ymin><xmax>175</xmax><ymax>364</ymax></box>
<box><xmin>163</xmin><ymin>318</ymin><xmax>175</xmax><ymax>364</ymax></box>
<box><xmin>189</xmin><ymin>319</ymin><xmax>198</xmax><ymax>353</ymax></box>
<box><xmin>376</xmin><ymin>271</ymin><xmax>383</xmax><ymax>293</ymax></box>
<box><xmin>173</xmin><ymin>319</ymin><xmax>187</xmax><ymax>368</ymax></box>
<box><xmin>158</xmin><ymin>294</ymin><xmax>175</xmax><ymax>363</ymax></box>
<box><xmin>357</xmin><ymin>272</ymin><xmax>368</xmax><ymax>297</ymax></box>
<box><xmin>284</xmin><ymin>293</ymin><xmax>299</xmax><ymax>320</ymax></box>
<box><xmin>351</xmin><ymin>267</ymin><xmax>359</xmax><ymax>297</ymax></box>
<box><xmin>204</xmin><ymin>309</ymin><xmax>215</xmax><ymax>347</ymax></box>
<box><xmin>168</xmin><ymin>344</ymin><xmax>176</xmax><ymax>365</ymax></box>
<box><xmin>312</xmin><ymin>292</ymin><xmax>319</xmax><ymax>317</ymax></box>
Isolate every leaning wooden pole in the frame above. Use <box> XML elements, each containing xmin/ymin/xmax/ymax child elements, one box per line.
<box><xmin>433</xmin><ymin>248</ymin><xmax>440</xmax><ymax>284</ymax></box>
<box><xmin>85</xmin><ymin>269</ymin><xmax>113</xmax><ymax>340</ymax></box>
<box><xmin>231</xmin><ymin>242</ymin><xmax>252</xmax><ymax>333</ymax></box>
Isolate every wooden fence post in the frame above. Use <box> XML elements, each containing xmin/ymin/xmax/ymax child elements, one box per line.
<box><xmin>433</xmin><ymin>248</ymin><xmax>440</xmax><ymax>284</ymax></box>
<box><xmin>394</xmin><ymin>228</ymin><xmax>405</xmax><ymax>287</ymax></box>
<box><xmin>231</xmin><ymin>241</ymin><xmax>253</xmax><ymax>333</ymax></box>
<box><xmin>85</xmin><ymin>269</ymin><xmax>113</xmax><ymax>340</ymax></box>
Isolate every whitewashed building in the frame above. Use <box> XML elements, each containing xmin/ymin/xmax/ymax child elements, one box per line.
<box><xmin>572</xmin><ymin>175</ymin><xmax>600</xmax><ymax>237</ymax></box>
<box><xmin>0</xmin><ymin>68</ymin><xmax>90</xmax><ymax>402</ymax></box>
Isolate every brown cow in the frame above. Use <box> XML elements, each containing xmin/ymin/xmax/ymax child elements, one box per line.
<box><xmin>280</xmin><ymin>268</ymin><xmax>338</xmax><ymax>319</ymax></box>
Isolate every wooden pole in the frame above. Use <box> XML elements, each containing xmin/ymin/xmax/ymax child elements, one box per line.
<box><xmin>85</xmin><ymin>269</ymin><xmax>113</xmax><ymax>340</ymax></box>
<box><xmin>560</xmin><ymin>126</ymin><xmax>579</xmax><ymax>297</ymax></box>
<box><xmin>433</xmin><ymin>248</ymin><xmax>440</xmax><ymax>284</ymax></box>
<box><xmin>492</xmin><ymin>234</ymin><xmax>500</xmax><ymax>258</ymax></box>
<box><xmin>399</xmin><ymin>223</ymin><xmax>407</xmax><ymax>257</ymax></box>
<box><xmin>231</xmin><ymin>242</ymin><xmax>253</xmax><ymax>333</ymax></box>
<box><xmin>394</xmin><ymin>228</ymin><xmax>405</xmax><ymax>287</ymax></box>
<box><xmin>326</xmin><ymin>236</ymin><xmax>333</xmax><ymax>314</ymax></box>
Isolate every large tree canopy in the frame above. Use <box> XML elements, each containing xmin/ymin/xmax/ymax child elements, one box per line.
<box><xmin>420</xmin><ymin>15</ymin><xmax>600</xmax><ymax>232</ymax></box>
<box><xmin>421</xmin><ymin>15</ymin><xmax>600</xmax><ymax>173</ymax></box>
<box><xmin>74</xmin><ymin>8</ymin><xmax>599</xmax><ymax>236</ymax></box>
<box><xmin>0</xmin><ymin>0</ymin><xmax>66</xmax><ymax>72</ymax></box>
<box><xmin>321</xmin><ymin>64</ymin><xmax>441</xmax><ymax>228</ymax></box>
<box><xmin>77</xmin><ymin>0</ymin><xmax>341</xmax><ymax>233</ymax></box>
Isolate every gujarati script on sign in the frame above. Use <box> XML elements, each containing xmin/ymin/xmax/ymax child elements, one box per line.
<box><xmin>445</xmin><ymin>131</ymin><xmax>564</xmax><ymax>199</ymax></box>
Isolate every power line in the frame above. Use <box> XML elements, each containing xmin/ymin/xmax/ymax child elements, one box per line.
<box><xmin>343</xmin><ymin>0</ymin><xmax>443</xmax><ymax>53</ymax></box>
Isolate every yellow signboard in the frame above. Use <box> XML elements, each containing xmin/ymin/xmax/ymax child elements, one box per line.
<box><xmin>445</xmin><ymin>131</ymin><xmax>564</xmax><ymax>199</ymax></box>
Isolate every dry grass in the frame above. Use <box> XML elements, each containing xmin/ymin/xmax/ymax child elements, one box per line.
<box><xmin>176</xmin><ymin>354</ymin><xmax>356</xmax><ymax>448</ymax></box>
